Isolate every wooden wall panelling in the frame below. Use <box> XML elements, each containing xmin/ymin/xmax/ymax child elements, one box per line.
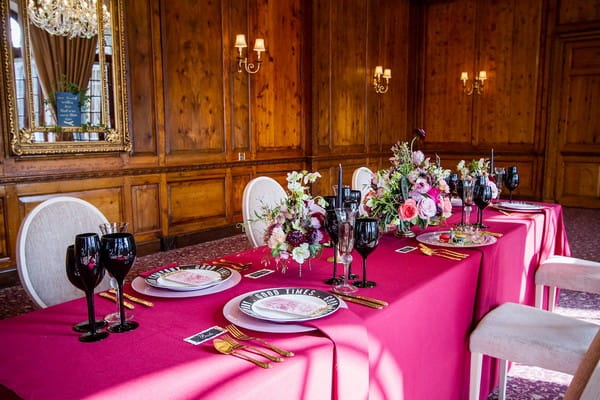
<box><xmin>166</xmin><ymin>170</ymin><xmax>229</xmax><ymax>235</ymax></box>
<box><xmin>378</xmin><ymin>0</ymin><xmax>411</xmax><ymax>150</ymax></box>
<box><xmin>231</xmin><ymin>168</ymin><xmax>252</xmax><ymax>218</ymax></box>
<box><xmin>250</xmin><ymin>0</ymin><xmax>305</xmax><ymax>159</ymax></box>
<box><xmin>545</xmin><ymin>34</ymin><xmax>600</xmax><ymax>207</ymax></box>
<box><xmin>476</xmin><ymin>0</ymin><xmax>543</xmax><ymax>151</ymax></box>
<box><xmin>421</xmin><ymin>0</ymin><xmax>477</xmax><ymax>145</ymax></box>
<box><xmin>228</xmin><ymin>0</ymin><xmax>250</xmax><ymax>156</ymax></box>
<box><xmin>127</xmin><ymin>175</ymin><xmax>161</xmax><ymax>240</ymax></box>
<box><xmin>312</xmin><ymin>0</ymin><xmax>332</xmax><ymax>154</ymax></box>
<box><xmin>0</xmin><ymin>187</ymin><xmax>8</xmax><ymax>262</ymax></box>
<box><xmin>557</xmin><ymin>0</ymin><xmax>600</xmax><ymax>26</ymax></box>
<box><xmin>125</xmin><ymin>0</ymin><xmax>158</xmax><ymax>157</ymax></box>
<box><xmin>161</xmin><ymin>0</ymin><xmax>226</xmax><ymax>161</ymax></box>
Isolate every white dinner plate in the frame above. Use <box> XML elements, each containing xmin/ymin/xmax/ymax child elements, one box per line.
<box><xmin>416</xmin><ymin>230</ymin><xmax>497</xmax><ymax>248</ymax></box>
<box><xmin>495</xmin><ymin>201</ymin><xmax>545</xmax><ymax>212</ymax></box>
<box><xmin>223</xmin><ymin>291</ymin><xmax>347</xmax><ymax>333</ymax></box>
<box><xmin>131</xmin><ymin>269</ymin><xmax>241</xmax><ymax>298</ymax></box>
<box><xmin>145</xmin><ymin>264</ymin><xmax>232</xmax><ymax>292</ymax></box>
<box><xmin>238</xmin><ymin>288</ymin><xmax>341</xmax><ymax>323</ymax></box>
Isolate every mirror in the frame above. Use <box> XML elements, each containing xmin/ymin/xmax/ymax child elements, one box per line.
<box><xmin>0</xmin><ymin>0</ymin><xmax>130</xmax><ymax>156</ymax></box>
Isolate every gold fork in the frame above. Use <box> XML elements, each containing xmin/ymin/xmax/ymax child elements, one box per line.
<box><xmin>227</xmin><ymin>324</ymin><xmax>294</xmax><ymax>357</ymax></box>
<box><xmin>419</xmin><ymin>243</ymin><xmax>469</xmax><ymax>258</ymax></box>
<box><xmin>221</xmin><ymin>335</ymin><xmax>284</xmax><ymax>362</ymax></box>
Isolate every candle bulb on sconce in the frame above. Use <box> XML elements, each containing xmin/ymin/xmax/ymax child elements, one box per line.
<box><xmin>235</xmin><ymin>33</ymin><xmax>266</xmax><ymax>74</ymax></box>
<box><xmin>460</xmin><ymin>70</ymin><xmax>487</xmax><ymax>95</ymax></box>
<box><xmin>373</xmin><ymin>65</ymin><xmax>392</xmax><ymax>94</ymax></box>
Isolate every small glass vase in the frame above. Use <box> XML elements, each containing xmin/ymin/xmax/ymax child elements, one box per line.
<box><xmin>395</xmin><ymin>219</ymin><xmax>415</xmax><ymax>238</ymax></box>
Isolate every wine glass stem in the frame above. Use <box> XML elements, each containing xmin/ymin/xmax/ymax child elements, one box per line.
<box><xmin>85</xmin><ymin>290</ymin><xmax>96</xmax><ymax>335</ymax></box>
<box><xmin>465</xmin><ymin>206</ymin><xmax>471</xmax><ymax>225</ymax></box>
<box><xmin>332</xmin><ymin>245</ymin><xmax>338</xmax><ymax>278</ymax></box>
<box><xmin>117</xmin><ymin>279</ymin><xmax>126</xmax><ymax>327</ymax></box>
<box><xmin>362</xmin><ymin>257</ymin><xmax>367</xmax><ymax>284</ymax></box>
<box><xmin>342</xmin><ymin>260</ymin><xmax>350</xmax><ymax>286</ymax></box>
<box><xmin>461</xmin><ymin>202</ymin><xmax>465</xmax><ymax>225</ymax></box>
<box><xmin>112</xmin><ymin>278</ymin><xmax>120</xmax><ymax>318</ymax></box>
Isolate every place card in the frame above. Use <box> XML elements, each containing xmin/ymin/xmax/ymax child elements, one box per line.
<box><xmin>184</xmin><ymin>326</ymin><xmax>226</xmax><ymax>345</ymax></box>
<box><xmin>245</xmin><ymin>269</ymin><xmax>275</xmax><ymax>279</ymax></box>
<box><xmin>395</xmin><ymin>246</ymin><xmax>417</xmax><ymax>254</ymax></box>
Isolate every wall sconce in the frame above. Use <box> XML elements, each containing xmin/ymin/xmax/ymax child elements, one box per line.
<box><xmin>234</xmin><ymin>34</ymin><xmax>266</xmax><ymax>74</ymax></box>
<box><xmin>460</xmin><ymin>71</ymin><xmax>487</xmax><ymax>95</ymax></box>
<box><xmin>373</xmin><ymin>66</ymin><xmax>392</xmax><ymax>94</ymax></box>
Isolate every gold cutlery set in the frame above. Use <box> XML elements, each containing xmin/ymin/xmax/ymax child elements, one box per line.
<box><xmin>99</xmin><ymin>289</ymin><xmax>154</xmax><ymax>309</ymax></box>
<box><xmin>210</xmin><ymin>259</ymin><xmax>252</xmax><ymax>271</ymax></box>
<box><xmin>213</xmin><ymin>324</ymin><xmax>295</xmax><ymax>368</ymax></box>
<box><xmin>418</xmin><ymin>243</ymin><xmax>469</xmax><ymax>261</ymax></box>
<box><xmin>329</xmin><ymin>290</ymin><xmax>388</xmax><ymax>309</ymax></box>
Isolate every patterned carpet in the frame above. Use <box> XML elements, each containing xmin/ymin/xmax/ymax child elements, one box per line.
<box><xmin>1</xmin><ymin>207</ymin><xmax>598</xmax><ymax>399</ymax></box>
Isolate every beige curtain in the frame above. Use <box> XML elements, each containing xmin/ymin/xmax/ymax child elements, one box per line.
<box><xmin>29</xmin><ymin>25</ymin><xmax>97</xmax><ymax>103</ymax></box>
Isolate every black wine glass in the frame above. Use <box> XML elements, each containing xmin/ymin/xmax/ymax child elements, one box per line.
<box><xmin>504</xmin><ymin>166</ymin><xmax>519</xmax><ymax>202</ymax></box>
<box><xmin>72</xmin><ymin>233</ymin><xmax>109</xmax><ymax>342</ymax></box>
<box><xmin>323</xmin><ymin>195</ymin><xmax>338</xmax><ymax>211</ymax></box>
<box><xmin>66</xmin><ymin>244</ymin><xmax>107</xmax><ymax>333</ymax></box>
<box><xmin>100</xmin><ymin>233</ymin><xmax>139</xmax><ymax>333</ymax></box>
<box><xmin>474</xmin><ymin>176</ymin><xmax>492</xmax><ymax>229</ymax></box>
<box><xmin>345</xmin><ymin>189</ymin><xmax>361</xmax><ymax>205</ymax></box>
<box><xmin>353</xmin><ymin>218</ymin><xmax>379</xmax><ymax>288</ymax></box>
<box><xmin>324</xmin><ymin>209</ymin><xmax>342</xmax><ymax>285</ymax></box>
<box><xmin>448</xmin><ymin>173</ymin><xmax>459</xmax><ymax>199</ymax></box>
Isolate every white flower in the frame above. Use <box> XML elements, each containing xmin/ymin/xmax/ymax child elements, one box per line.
<box><xmin>292</xmin><ymin>243</ymin><xmax>310</xmax><ymax>264</ymax></box>
<box><xmin>287</xmin><ymin>181</ymin><xmax>303</xmax><ymax>194</ymax></box>
<box><xmin>286</xmin><ymin>171</ymin><xmax>302</xmax><ymax>183</ymax></box>
<box><xmin>267</xmin><ymin>227</ymin><xmax>287</xmax><ymax>249</ymax></box>
<box><xmin>303</xmin><ymin>172</ymin><xmax>322</xmax><ymax>184</ymax></box>
<box><xmin>418</xmin><ymin>197</ymin><xmax>437</xmax><ymax>219</ymax></box>
<box><xmin>488</xmin><ymin>181</ymin><xmax>499</xmax><ymax>199</ymax></box>
<box><xmin>412</xmin><ymin>150</ymin><xmax>425</xmax><ymax>165</ymax></box>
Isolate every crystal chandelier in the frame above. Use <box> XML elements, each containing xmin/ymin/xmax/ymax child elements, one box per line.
<box><xmin>27</xmin><ymin>0</ymin><xmax>111</xmax><ymax>39</ymax></box>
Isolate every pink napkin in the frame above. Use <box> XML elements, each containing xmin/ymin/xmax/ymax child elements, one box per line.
<box><xmin>303</xmin><ymin>308</ymin><xmax>370</xmax><ymax>400</ymax></box>
<box><xmin>138</xmin><ymin>263</ymin><xmax>178</xmax><ymax>278</ymax></box>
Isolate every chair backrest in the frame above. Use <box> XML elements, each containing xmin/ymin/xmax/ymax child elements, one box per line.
<box><xmin>242</xmin><ymin>177</ymin><xmax>287</xmax><ymax>248</ymax></box>
<box><xmin>16</xmin><ymin>196</ymin><xmax>111</xmax><ymax>308</ymax></box>
<box><xmin>352</xmin><ymin>167</ymin><xmax>374</xmax><ymax>195</ymax></box>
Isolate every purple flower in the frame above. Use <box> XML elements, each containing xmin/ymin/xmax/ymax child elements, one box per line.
<box><xmin>287</xmin><ymin>230</ymin><xmax>306</xmax><ymax>247</ymax></box>
<box><xmin>414</xmin><ymin>128</ymin><xmax>426</xmax><ymax>139</ymax></box>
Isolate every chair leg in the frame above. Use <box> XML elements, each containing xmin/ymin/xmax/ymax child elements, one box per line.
<box><xmin>535</xmin><ymin>284</ymin><xmax>544</xmax><ymax>309</ymax></box>
<box><xmin>470</xmin><ymin>352</ymin><xmax>483</xmax><ymax>400</ymax></box>
<box><xmin>548</xmin><ymin>286</ymin><xmax>557</xmax><ymax>312</ymax></box>
<box><xmin>499</xmin><ymin>359</ymin><xmax>508</xmax><ymax>400</ymax></box>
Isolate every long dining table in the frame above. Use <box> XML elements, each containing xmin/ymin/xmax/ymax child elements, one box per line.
<box><xmin>0</xmin><ymin>202</ymin><xmax>569</xmax><ymax>400</ymax></box>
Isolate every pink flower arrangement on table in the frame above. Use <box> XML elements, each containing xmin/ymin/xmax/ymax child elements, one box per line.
<box><xmin>456</xmin><ymin>158</ymin><xmax>499</xmax><ymax>199</ymax></box>
<box><xmin>363</xmin><ymin>129</ymin><xmax>452</xmax><ymax>229</ymax></box>
<box><xmin>257</xmin><ymin>171</ymin><xmax>327</xmax><ymax>270</ymax></box>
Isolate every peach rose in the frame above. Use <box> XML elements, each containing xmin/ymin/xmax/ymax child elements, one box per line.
<box><xmin>398</xmin><ymin>199</ymin><xmax>418</xmax><ymax>221</ymax></box>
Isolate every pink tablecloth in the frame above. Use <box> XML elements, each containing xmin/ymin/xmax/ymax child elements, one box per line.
<box><xmin>0</xmin><ymin>202</ymin><xmax>569</xmax><ymax>400</ymax></box>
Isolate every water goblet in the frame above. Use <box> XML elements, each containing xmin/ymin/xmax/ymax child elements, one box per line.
<box><xmin>342</xmin><ymin>199</ymin><xmax>359</xmax><ymax>279</ymax></box>
<box><xmin>100</xmin><ymin>233</ymin><xmax>139</xmax><ymax>333</ymax></box>
<box><xmin>494</xmin><ymin>167</ymin><xmax>505</xmax><ymax>199</ymax></box>
<box><xmin>66</xmin><ymin>244</ymin><xmax>108</xmax><ymax>333</ymax></box>
<box><xmin>504</xmin><ymin>166</ymin><xmax>519</xmax><ymax>202</ymax></box>
<box><xmin>99</xmin><ymin>222</ymin><xmax>133</xmax><ymax>324</ymax></box>
<box><xmin>346</xmin><ymin>189</ymin><xmax>361</xmax><ymax>205</ymax></box>
<box><xmin>462</xmin><ymin>180</ymin><xmax>475</xmax><ymax>229</ymax></box>
<box><xmin>324</xmin><ymin>209</ymin><xmax>342</xmax><ymax>285</ymax></box>
<box><xmin>448</xmin><ymin>173</ymin><xmax>459</xmax><ymax>200</ymax></box>
<box><xmin>334</xmin><ymin>208</ymin><xmax>358</xmax><ymax>294</ymax></box>
<box><xmin>353</xmin><ymin>218</ymin><xmax>379</xmax><ymax>288</ymax></box>
<box><xmin>457</xmin><ymin>179</ymin><xmax>466</xmax><ymax>226</ymax></box>
<box><xmin>72</xmin><ymin>233</ymin><xmax>109</xmax><ymax>342</ymax></box>
<box><xmin>474</xmin><ymin>176</ymin><xmax>492</xmax><ymax>229</ymax></box>
<box><xmin>322</xmin><ymin>195</ymin><xmax>338</xmax><ymax>211</ymax></box>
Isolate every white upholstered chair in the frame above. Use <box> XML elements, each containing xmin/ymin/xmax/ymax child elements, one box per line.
<box><xmin>469</xmin><ymin>302</ymin><xmax>600</xmax><ymax>400</ymax></box>
<box><xmin>535</xmin><ymin>255</ymin><xmax>600</xmax><ymax>311</ymax></box>
<box><xmin>242</xmin><ymin>177</ymin><xmax>287</xmax><ymax>248</ymax></box>
<box><xmin>16</xmin><ymin>196</ymin><xmax>111</xmax><ymax>308</ymax></box>
<box><xmin>351</xmin><ymin>166</ymin><xmax>374</xmax><ymax>196</ymax></box>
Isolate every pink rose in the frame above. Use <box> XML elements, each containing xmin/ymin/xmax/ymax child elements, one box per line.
<box><xmin>398</xmin><ymin>199</ymin><xmax>418</xmax><ymax>221</ymax></box>
<box><xmin>418</xmin><ymin>197</ymin><xmax>437</xmax><ymax>219</ymax></box>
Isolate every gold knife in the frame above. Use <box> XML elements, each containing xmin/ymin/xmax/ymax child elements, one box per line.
<box><xmin>331</xmin><ymin>289</ymin><xmax>389</xmax><ymax>307</ymax></box>
<box><xmin>99</xmin><ymin>292</ymin><xmax>135</xmax><ymax>309</ymax></box>
<box><xmin>108</xmin><ymin>289</ymin><xmax>154</xmax><ymax>307</ymax></box>
<box><xmin>335</xmin><ymin>294</ymin><xmax>383</xmax><ymax>309</ymax></box>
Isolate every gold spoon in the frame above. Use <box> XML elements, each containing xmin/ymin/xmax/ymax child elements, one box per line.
<box><xmin>213</xmin><ymin>339</ymin><xmax>272</xmax><ymax>369</ymax></box>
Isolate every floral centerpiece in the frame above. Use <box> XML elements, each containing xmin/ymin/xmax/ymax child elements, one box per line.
<box><xmin>257</xmin><ymin>171</ymin><xmax>327</xmax><ymax>275</ymax></box>
<box><xmin>364</xmin><ymin>130</ymin><xmax>452</xmax><ymax>235</ymax></box>
<box><xmin>456</xmin><ymin>158</ymin><xmax>498</xmax><ymax>199</ymax></box>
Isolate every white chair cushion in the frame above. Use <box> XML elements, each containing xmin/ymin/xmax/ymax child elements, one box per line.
<box><xmin>535</xmin><ymin>255</ymin><xmax>600</xmax><ymax>294</ymax></box>
<box><xmin>470</xmin><ymin>303</ymin><xmax>599</xmax><ymax>374</ymax></box>
<box><xmin>17</xmin><ymin>197</ymin><xmax>111</xmax><ymax>308</ymax></box>
<box><xmin>242</xmin><ymin>177</ymin><xmax>287</xmax><ymax>248</ymax></box>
